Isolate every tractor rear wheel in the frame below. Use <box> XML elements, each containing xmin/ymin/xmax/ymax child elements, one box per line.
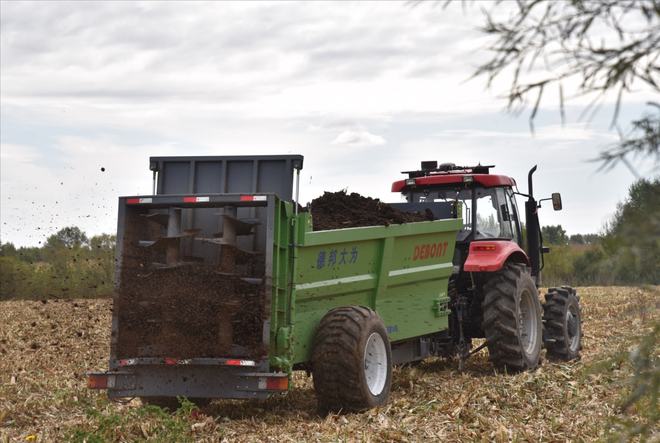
<box><xmin>312</xmin><ymin>306</ymin><xmax>392</xmax><ymax>414</ymax></box>
<box><xmin>543</xmin><ymin>287</ymin><xmax>582</xmax><ymax>361</ymax></box>
<box><xmin>481</xmin><ymin>263</ymin><xmax>543</xmax><ymax>372</ymax></box>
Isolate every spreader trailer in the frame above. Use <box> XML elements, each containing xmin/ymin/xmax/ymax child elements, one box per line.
<box><xmin>89</xmin><ymin>155</ymin><xmax>582</xmax><ymax>412</ymax></box>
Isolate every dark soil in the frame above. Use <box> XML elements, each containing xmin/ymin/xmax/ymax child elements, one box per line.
<box><xmin>310</xmin><ymin>190</ymin><xmax>431</xmax><ymax>231</ymax></box>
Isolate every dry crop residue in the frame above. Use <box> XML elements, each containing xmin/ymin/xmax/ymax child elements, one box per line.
<box><xmin>310</xmin><ymin>190</ymin><xmax>430</xmax><ymax>231</ymax></box>
<box><xmin>0</xmin><ymin>286</ymin><xmax>657</xmax><ymax>442</ymax></box>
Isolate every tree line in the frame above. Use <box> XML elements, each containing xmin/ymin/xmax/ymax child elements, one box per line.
<box><xmin>0</xmin><ymin>227</ymin><xmax>115</xmax><ymax>300</ymax></box>
<box><xmin>541</xmin><ymin>178</ymin><xmax>659</xmax><ymax>287</ymax></box>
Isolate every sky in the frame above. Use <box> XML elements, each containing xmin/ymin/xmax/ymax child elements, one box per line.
<box><xmin>1</xmin><ymin>1</ymin><xmax>656</xmax><ymax>247</ymax></box>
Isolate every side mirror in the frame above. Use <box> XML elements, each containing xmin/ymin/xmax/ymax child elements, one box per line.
<box><xmin>552</xmin><ymin>193</ymin><xmax>562</xmax><ymax>211</ymax></box>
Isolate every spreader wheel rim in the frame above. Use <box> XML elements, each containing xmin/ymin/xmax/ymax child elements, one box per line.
<box><xmin>363</xmin><ymin>332</ymin><xmax>388</xmax><ymax>396</ymax></box>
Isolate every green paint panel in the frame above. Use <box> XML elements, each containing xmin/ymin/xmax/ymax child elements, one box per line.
<box><xmin>290</xmin><ymin>216</ymin><xmax>461</xmax><ymax>364</ymax></box>
<box><xmin>266</xmin><ymin>199</ymin><xmax>462</xmax><ymax>370</ymax></box>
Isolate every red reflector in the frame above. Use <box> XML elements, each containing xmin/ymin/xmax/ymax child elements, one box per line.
<box><xmin>225</xmin><ymin>359</ymin><xmax>242</xmax><ymax>366</ymax></box>
<box><xmin>266</xmin><ymin>377</ymin><xmax>289</xmax><ymax>391</ymax></box>
<box><xmin>240</xmin><ymin>195</ymin><xmax>254</xmax><ymax>201</ymax></box>
<box><xmin>126</xmin><ymin>197</ymin><xmax>152</xmax><ymax>204</ymax></box>
<box><xmin>164</xmin><ymin>357</ymin><xmax>178</xmax><ymax>365</ymax></box>
<box><xmin>183</xmin><ymin>196</ymin><xmax>196</xmax><ymax>203</ymax></box>
<box><xmin>87</xmin><ymin>374</ymin><xmax>108</xmax><ymax>389</ymax></box>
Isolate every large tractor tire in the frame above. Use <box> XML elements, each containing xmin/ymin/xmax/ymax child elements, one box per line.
<box><xmin>481</xmin><ymin>263</ymin><xmax>543</xmax><ymax>372</ymax></box>
<box><xmin>312</xmin><ymin>306</ymin><xmax>392</xmax><ymax>414</ymax></box>
<box><xmin>543</xmin><ymin>287</ymin><xmax>582</xmax><ymax>361</ymax></box>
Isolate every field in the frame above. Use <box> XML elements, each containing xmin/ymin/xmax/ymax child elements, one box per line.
<box><xmin>0</xmin><ymin>286</ymin><xmax>657</xmax><ymax>442</ymax></box>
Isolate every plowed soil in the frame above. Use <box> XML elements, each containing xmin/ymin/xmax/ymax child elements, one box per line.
<box><xmin>310</xmin><ymin>191</ymin><xmax>431</xmax><ymax>231</ymax></box>
<box><xmin>1</xmin><ymin>286</ymin><xmax>657</xmax><ymax>442</ymax></box>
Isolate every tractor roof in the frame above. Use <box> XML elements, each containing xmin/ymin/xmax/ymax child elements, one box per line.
<box><xmin>391</xmin><ymin>162</ymin><xmax>516</xmax><ymax>192</ymax></box>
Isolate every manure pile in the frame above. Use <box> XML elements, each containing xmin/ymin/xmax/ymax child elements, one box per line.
<box><xmin>310</xmin><ymin>190</ymin><xmax>431</xmax><ymax>231</ymax></box>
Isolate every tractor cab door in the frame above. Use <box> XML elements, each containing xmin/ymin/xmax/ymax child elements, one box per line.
<box><xmin>471</xmin><ymin>186</ymin><xmax>522</xmax><ymax>245</ymax></box>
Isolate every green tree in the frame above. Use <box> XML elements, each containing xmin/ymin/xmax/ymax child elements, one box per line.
<box><xmin>0</xmin><ymin>242</ymin><xmax>17</xmax><ymax>256</ymax></box>
<box><xmin>582</xmin><ymin>233</ymin><xmax>602</xmax><ymax>245</ymax></box>
<box><xmin>569</xmin><ymin>234</ymin><xmax>585</xmax><ymax>245</ymax></box>
<box><xmin>89</xmin><ymin>234</ymin><xmax>116</xmax><ymax>252</ymax></box>
<box><xmin>45</xmin><ymin>226</ymin><xmax>89</xmax><ymax>249</ymax></box>
<box><xmin>604</xmin><ymin>178</ymin><xmax>660</xmax><ymax>283</ymax></box>
<box><xmin>542</xmin><ymin>224</ymin><xmax>568</xmax><ymax>245</ymax></box>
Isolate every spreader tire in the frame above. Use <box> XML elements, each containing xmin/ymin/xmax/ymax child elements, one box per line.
<box><xmin>543</xmin><ymin>287</ymin><xmax>582</xmax><ymax>361</ymax></box>
<box><xmin>482</xmin><ymin>263</ymin><xmax>543</xmax><ymax>372</ymax></box>
<box><xmin>312</xmin><ymin>306</ymin><xmax>392</xmax><ymax>414</ymax></box>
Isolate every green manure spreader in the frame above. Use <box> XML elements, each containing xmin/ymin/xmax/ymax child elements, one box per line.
<box><xmin>89</xmin><ymin>155</ymin><xmax>582</xmax><ymax>413</ymax></box>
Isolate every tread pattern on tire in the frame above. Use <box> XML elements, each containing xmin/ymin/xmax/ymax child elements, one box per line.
<box><xmin>312</xmin><ymin>306</ymin><xmax>388</xmax><ymax>413</ymax></box>
<box><xmin>543</xmin><ymin>286</ymin><xmax>581</xmax><ymax>361</ymax></box>
<box><xmin>481</xmin><ymin>263</ymin><xmax>539</xmax><ymax>372</ymax></box>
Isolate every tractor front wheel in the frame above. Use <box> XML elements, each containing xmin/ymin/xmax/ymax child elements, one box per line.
<box><xmin>312</xmin><ymin>306</ymin><xmax>392</xmax><ymax>414</ymax></box>
<box><xmin>481</xmin><ymin>263</ymin><xmax>543</xmax><ymax>372</ymax></box>
<box><xmin>543</xmin><ymin>287</ymin><xmax>582</xmax><ymax>361</ymax></box>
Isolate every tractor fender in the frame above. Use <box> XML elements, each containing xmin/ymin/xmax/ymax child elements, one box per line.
<box><xmin>463</xmin><ymin>241</ymin><xmax>530</xmax><ymax>273</ymax></box>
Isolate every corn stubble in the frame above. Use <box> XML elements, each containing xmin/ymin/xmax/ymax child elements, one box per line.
<box><xmin>0</xmin><ymin>286</ymin><xmax>657</xmax><ymax>442</ymax></box>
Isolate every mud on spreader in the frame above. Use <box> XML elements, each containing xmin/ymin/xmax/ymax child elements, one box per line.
<box><xmin>88</xmin><ymin>155</ymin><xmax>582</xmax><ymax>412</ymax></box>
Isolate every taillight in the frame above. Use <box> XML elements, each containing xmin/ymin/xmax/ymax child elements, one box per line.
<box><xmin>474</xmin><ymin>244</ymin><xmax>497</xmax><ymax>251</ymax></box>
<box><xmin>87</xmin><ymin>373</ymin><xmax>108</xmax><ymax>389</ymax></box>
<box><xmin>265</xmin><ymin>377</ymin><xmax>289</xmax><ymax>391</ymax></box>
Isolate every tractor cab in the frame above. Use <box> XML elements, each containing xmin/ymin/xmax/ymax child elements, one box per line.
<box><xmin>392</xmin><ymin>162</ymin><xmax>523</xmax><ymax>246</ymax></box>
<box><xmin>391</xmin><ymin>161</ymin><xmax>562</xmax><ymax>286</ymax></box>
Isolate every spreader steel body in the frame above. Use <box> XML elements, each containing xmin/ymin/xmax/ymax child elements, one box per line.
<box><xmin>90</xmin><ymin>155</ymin><xmax>461</xmax><ymax>402</ymax></box>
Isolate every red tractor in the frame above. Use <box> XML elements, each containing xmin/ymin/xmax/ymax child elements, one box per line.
<box><xmin>391</xmin><ymin>162</ymin><xmax>582</xmax><ymax>371</ymax></box>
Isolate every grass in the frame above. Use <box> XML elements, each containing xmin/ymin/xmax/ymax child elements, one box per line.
<box><xmin>0</xmin><ymin>287</ymin><xmax>657</xmax><ymax>442</ymax></box>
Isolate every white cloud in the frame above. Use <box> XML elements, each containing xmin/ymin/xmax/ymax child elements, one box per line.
<box><xmin>0</xmin><ymin>1</ymin><xmax>651</xmax><ymax>245</ymax></box>
<box><xmin>331</xmin><ymin>128</ymin><xmax>386</xmax><ymax>148</ymax></box>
